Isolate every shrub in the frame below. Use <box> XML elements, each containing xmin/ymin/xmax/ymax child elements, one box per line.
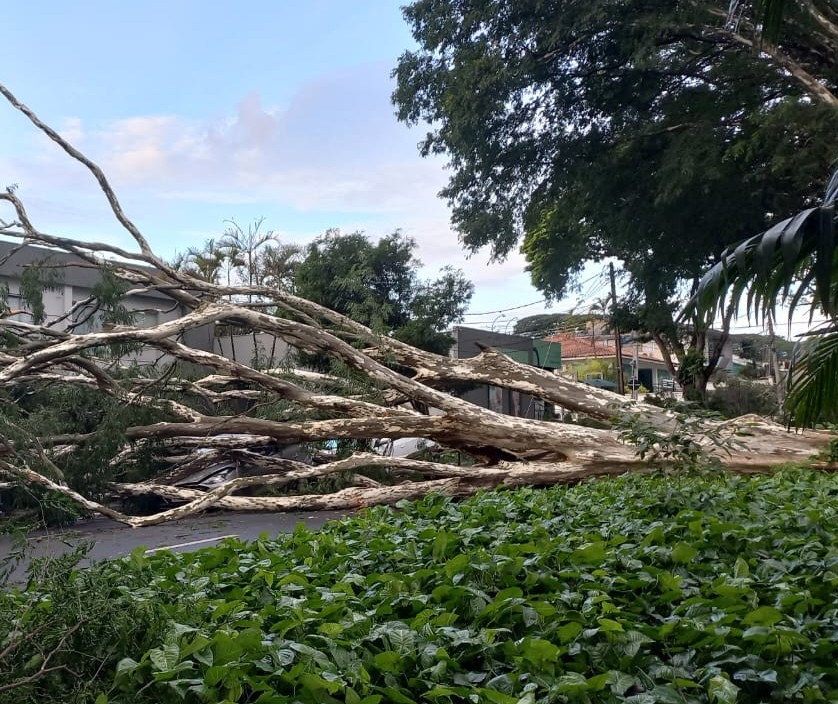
<box><xmin>706</xmin><ymin>377</ymin><xmax>779</xmax><ymax>418</ymax></box>
<box><xmin>3</xmin><ymin>471</ymin><xmax>838</xmax><ymax>703</ymax></box>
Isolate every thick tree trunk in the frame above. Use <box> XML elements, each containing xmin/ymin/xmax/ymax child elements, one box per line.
<box><xmin>0</xmin><ymin>79</ymin><xmax>831</xmax><ymax>528</ymax></box>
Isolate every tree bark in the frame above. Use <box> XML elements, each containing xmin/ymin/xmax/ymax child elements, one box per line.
<box><xmin>0</xmin><ymin>78</ymin><xmax>831</xmax><ymax>528</ymax></box>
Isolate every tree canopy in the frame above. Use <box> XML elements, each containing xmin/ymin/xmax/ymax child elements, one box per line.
<box><xmin>294</xmin><ymin>229</ymin><xmax>474</xmax><ymax>354</ymax></box>
<box><xmin>393</xmin><ymin>0</ymin><xmax>838</xmax><ymax>391</ymax></box>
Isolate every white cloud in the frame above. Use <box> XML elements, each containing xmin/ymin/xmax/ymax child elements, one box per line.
<box><xmin>1</xmin><ymin>63</ymin><xmax>552</xmax><ymax>316</ymax></box>
<box><xmin>70</xmin><ymin>67</ymin><xmax>444</xmax><ymax>218</ymax></box>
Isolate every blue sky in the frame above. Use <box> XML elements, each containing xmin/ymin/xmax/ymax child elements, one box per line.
<box><xmin>0</xmin><ymin>0</ymin><xmax>565</xmax><ymax>327</ymax></box>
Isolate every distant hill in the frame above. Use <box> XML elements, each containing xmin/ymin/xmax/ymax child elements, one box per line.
<box><xmin>514</xmin><ymin>313</ymin><xmax>606</xmax><ymax>338</ymax></box>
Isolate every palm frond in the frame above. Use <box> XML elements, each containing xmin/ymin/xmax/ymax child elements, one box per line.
<box><xmin>689</xmin><ymin>169</ymin><xmax>838</xmax><ymax>324</ymax></box>
<box><xmin>786</xmin><ymin>331</ymin><xmax>838</xmax><ymax>426</ymax></box>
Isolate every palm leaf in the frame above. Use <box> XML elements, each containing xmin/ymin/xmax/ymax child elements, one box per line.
<box><xmin>690</xmin><ymin>169</ymin><xmax>838</xmax><ymax>324</ymax></box>
<box><xmin>786</xmin><ymin>331</ymin><xmax>838</xmax><ymax>426</ymax></box>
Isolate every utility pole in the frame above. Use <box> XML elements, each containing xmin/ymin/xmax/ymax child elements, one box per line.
<box><xmin>609</xmin><ymin>262</ymin><xmax>625</xmax><ymax>395</ymax></box>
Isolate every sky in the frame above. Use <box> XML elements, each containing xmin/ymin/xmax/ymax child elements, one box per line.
<box><xmin>0</xmin><ymin>2</ymin><xmax>817</xmax><ymax>339</ymax></box>
<box><xmin>0</xmin><ymin>0</ymin><xmax>563</xmax><ymax>330</ymax></box>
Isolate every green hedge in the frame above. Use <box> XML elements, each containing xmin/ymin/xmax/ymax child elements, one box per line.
<box><xmin>2</xmin><ymin>469</ymin><xmax>837</xmax><ymax>703</ymax></box>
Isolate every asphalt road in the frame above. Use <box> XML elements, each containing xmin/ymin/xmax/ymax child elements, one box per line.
<box><xmin>1</xmin><ymin>510</ymin><xmax>348</xmax><ymax>585</ymax></box>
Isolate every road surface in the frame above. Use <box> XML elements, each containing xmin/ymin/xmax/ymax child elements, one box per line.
<box><xmin>1</xmin><ymin>510</ymin><xmax>348</xmax><ymax>585</ymax></box>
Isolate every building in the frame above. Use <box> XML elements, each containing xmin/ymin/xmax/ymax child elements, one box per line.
<box><xmin>448</xmin><ymin>326</ymin><xmax>562</xmax><ymax>419</ymax></box>
<box><xmin>0</xmin><ymin>241</ymin><xmax>289</xmax><ymax>367</ymax></box>
<box><xmin>545</xmin><ymin>330</ymin><xmax>675</xmax><ymax>393</ymax></box>
<box><xmin>546</xmin><ymin>326</ymin><xmax>741</xmax><ymax>394</ymax></box>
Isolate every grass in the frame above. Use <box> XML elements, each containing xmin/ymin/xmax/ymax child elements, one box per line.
<box><xmin>1</xmin><ymin>468</ymin><xmax>837</xmax><ymax>703</ymax></box>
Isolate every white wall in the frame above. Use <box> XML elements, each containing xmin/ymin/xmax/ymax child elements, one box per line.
<box><xmin>214</xmin><ymin>333</ymin><xmax>292</xmax><ymax>368</ymax></box>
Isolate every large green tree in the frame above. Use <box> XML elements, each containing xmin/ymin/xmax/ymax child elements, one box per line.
<box><xmin>295</xmin><ymin>229</ymin><xmax>474</xmax><ymax>354</ymax></box>
<box><xmin>393</xmin><ymin>0</ymin><xmax>837</xmax><ymax>395</ymax></box>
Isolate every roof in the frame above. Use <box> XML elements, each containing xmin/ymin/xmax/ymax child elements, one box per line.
<box><xmin>450</xmin><ymin>326</ymin><xmax>562</xmax><ymax>369</ymax></box>
<box><xmin>546</xmin><ymin>331</ymin><xmax>674</xmax><ymax>367</ymax></box>
<box><xmin>545</xmin><ymin>333</ymin><xmax>616</xmax><ymax>359</ymax></box>
<box><xmin>0</xmin><ymin>240</ymin><xmax>171</xmax><ymax>301</ymax></box>
<box><xmin>532</xmin><ymin>339</ymin><xmax>562</xmax><ymax>369</ymax></box>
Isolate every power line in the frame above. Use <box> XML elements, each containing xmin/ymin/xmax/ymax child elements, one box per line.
<box><xmin>462</xmin><ymin>298</ymin><xmax>546</xmax><ymax>316</ymax></box>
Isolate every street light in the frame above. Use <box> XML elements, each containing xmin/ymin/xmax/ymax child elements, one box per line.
<box><xmin>491</xmin><ymin>313</ymin><xmax>506</xmax><ymax>331</ymax></box>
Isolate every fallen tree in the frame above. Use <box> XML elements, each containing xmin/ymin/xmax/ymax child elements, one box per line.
<box><xmin>0</xmin><ymin>82</ymin><xmax>831</xmax><ymax>526</ymax></box>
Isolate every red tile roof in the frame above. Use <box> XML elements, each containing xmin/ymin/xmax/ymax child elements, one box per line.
<box><xmin>545</xmin><ymin>332</ymin><xmax>671</xmax><ymax>366</ymax></box>
<box><xmin>544</xmin><ymin>333</ymin><xmax>615</xmax><ymax>359</ymax></box>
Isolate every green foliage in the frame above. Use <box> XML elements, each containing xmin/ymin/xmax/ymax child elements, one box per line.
<box><xmin>706</xmin><ymin>377</ymin><xmax>780</xmax><ymax>419</ymax></box>
<box><xmin>19</xmin><ymin>260</ymin><xmax>64</xmax><ymax>324</ymax></box>
<box><xmin>693</xmin><ymin>171</ymin><xmax>838</xmax><ymax>326</ymax></box>
<box><xmin>4</xmin><ymin>471</ymin><xmax>838</xmax><ymax>703</ymax></box>
<box><xmin>295</xmin><ymin>229</ymin><xmax>473</xmax><ymax>354</ymax></box>
<box><xmin>172</xmin><ymin>238</ymin><xmax>226</xmax><ymax>283</ymax></box>
<box><xmin>0</xmin><ymin>380</ymin><xmax>169</xmax><ymax>523</ymax></box>
<box><xmin>615</xmin><ymin>410</ymin><xmax>742</xmax><ymax>471</ymax></box>
<box><xmin>218</xmin><ymin>218</ymin><xmax>277</xmax><ymax>289</ymax></box>
<box><xmin>567</xmin><ymin>358</ymin><xmax>617</xmax><ymax>383</ymax></box>
<box><xmin>692</xmin><ymin>168</ymin><xmax>838</xmax><ymax>425</ymax></box>
<box><xmin>0</xmin><ymin>547</ymin><xmax>169</xmax><ymax>703</ymax></box>
<box><xmin>677</xmin><ymin>349</ymin><xmax>711</xmax><ymax>400</ymax></box>
<box><xmin>394</xmin><ymin>0</ymin><xmax>838</xmax><ymax>389</ymax></box>
<box><xmin>784</xmin><ymin>331</ymin><xmax>838</xmax><ymax>426</ymax></box>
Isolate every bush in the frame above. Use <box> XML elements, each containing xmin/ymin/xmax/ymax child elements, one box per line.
<box><xmin>706</xmin><ymin>377</ymin><xmax>779</xmax><ymax>418</ymax></box>
<box><xmin>3</xmin><ymin>470</ymin><xmax>838</xmax><ymax>703</ymax></box>
<box><xmin>0</xmin><ymin>549</ymin><xmax>168</xmax><ymax>703</ymax></box>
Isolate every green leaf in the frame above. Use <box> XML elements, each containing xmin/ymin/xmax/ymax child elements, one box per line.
<box><xmin>478</xmin><ymin>689</ymin><xmax>519</xmax><ymax>704</ymax></box>
<box><xmin>556</xmin><ymin>672</ymin><xmax>588</xmax><ymax>693</ymax></box>
<box><xmin>149</xmin><ymin>642</ymin><xmax>180</xmax><ymax>673</ymax></box>
<box><xmin>373</xmin><ymin>650</ymin><xmax>402</xmax><ymax>673</ymax></box>
<box><xmin>115</xmin><ymin>657</ymin><xmax>139</xmax><ymax>678</ymax></box>
<box><xmin>205</xmin><ymin>665</ymin><xmax>227</xmax><ymax>686</ymax></box>
<box><xmin>586</xmin><ymin>673</ymin><xmax>610</xmax><ymax>691</ymax></box>
<box><xmin>556</xmin><ymin>621</ymin><xmax>583</xmax><ymax>643</ymax></box>
<box><xmin>444</xmin><ymin>553</ymin><xmax>470</xmax><ymax>577</ymax></box>
<box><xmin>709</xmin><ymin>674</ymin><xmax>740</xmax><ymax>704</ymax></box>
<box><xmin>432</xmin><ymin>532</ymin><xmax>458</xmax><ymax>560</ymax></box>
<box><xmin>376</xmin><ymin>686</ymin><xmax>416</xmax><ymax>704</ymax></box>
<box><xmin>608</xmin><ymin>671</ymin><xmax>636</xmax><ymax>696</ymax></box>
<box><xmin>571</xmin><ymin>541</ymin><xmax>607</xmax><ymax>564</ymax></box>
<box><xmin>597</xmin><ymin>618</ymin><xmax>623</xmax><ymax>632</ymax></box>
<box><xmin>670</xmin><ymin>542</ymin><xmax>699</xmax><ymax>563</ymax></box>
<box><xmin>743</xmin><ymin>605</ymin><xmax>784</xmax><ymax>627</ymax></box>
<box><xmin>299</xmin><ymin>672</ymin><xmax>342</xmax><ymax>694</ymax></box>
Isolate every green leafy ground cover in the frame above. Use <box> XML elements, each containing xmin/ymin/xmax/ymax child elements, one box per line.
<box><xmin>2</xmin><ymin>470</ymin><xmax>837</xmax><ymax>703</ymax></box>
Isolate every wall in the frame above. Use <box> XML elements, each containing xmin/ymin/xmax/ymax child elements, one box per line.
<box><xmin>214</xmin><ymin>332</ymin><xmax>292</xmax><ymax>368</ymax></box>
<box><xmin>450</xmin><ymin>326</ymin><xmax>544</xmax><ymax>420</ymax></box>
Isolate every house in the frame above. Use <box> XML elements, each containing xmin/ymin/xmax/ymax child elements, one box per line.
<box><xmin>448</xmin><ymin>326</ymin><xmax>561</xmax><ymax>419</ymax></box>
<box><xmin>546</xmin><ymin>325</ymin><xmax>744</xmax><ymax>394</ymax></box>
<box><xmin>545</xmin><ymin>331</ymin><xmax>676</xmax><ymax>393</ymax></box>
<box><xmin>0</xmin><ymin>241</ymin><xmax>289</xmax><ymax>367</ymax></box>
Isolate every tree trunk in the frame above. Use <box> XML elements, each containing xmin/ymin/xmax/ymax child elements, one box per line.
<box><xmin>0</xmin><ymin>79</ymin><xmax>831</xmax><ymax>528</ymax></box>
